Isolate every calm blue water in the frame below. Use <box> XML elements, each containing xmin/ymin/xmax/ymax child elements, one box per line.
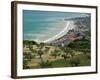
<box><xmin>23</xmin><ymin>10</ymin><xmax>89</xmax><ymax>42</ymax></box>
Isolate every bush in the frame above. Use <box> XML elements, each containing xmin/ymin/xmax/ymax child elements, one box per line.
<box><xmin>70</xmin><ymin>57</ymin><xmax>80</xmax><ymax>67</ymax></box>
<box><xmin>23</xmin><ymin>59</ymin><xmax>30</xmax><ymax>69</ymax></box>
<box><xmin>39</xmin><ymin>60</ymin><xmax>52</xmax><ymax>68</ymax></box>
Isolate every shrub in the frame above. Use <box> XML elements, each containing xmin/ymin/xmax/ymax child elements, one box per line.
<box><xmin>39</xmin><ymin>60</ymin><xmax>52</xmax><ymax>68</ymax></box>
<box><xmin>70</xmin><ymin>57</ymin><xmax>80</xmax><ymax>66</ymax></box>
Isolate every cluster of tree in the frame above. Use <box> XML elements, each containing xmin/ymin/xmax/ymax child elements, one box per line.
<box><xmin>67</xmin><ymin>37</ymin><xmax>90</xmax><ymax>54</ymax></box>
<box><xmin>23</xmin><ymin>40</ymin><xmax>37</xmax><ymax>45</ymax></box>
<box><xmin>39</xmin><ymin>60</ymin><xmax>52</xmax><ymax>68</ymax></box>
<box><xmin>23</xmin><ymin>37</ymin><xmax>91</xmax><ymax>68</ymax></box>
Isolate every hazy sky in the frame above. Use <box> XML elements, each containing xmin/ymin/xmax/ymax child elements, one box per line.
<box><xmin>23</xmin><ymin>10</ymin><xmax>90</xmax><ymax>42</ymax></box>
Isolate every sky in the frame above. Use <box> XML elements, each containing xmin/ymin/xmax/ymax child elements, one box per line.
<box><xmin>23</xmin><ymin>10</ymin><xmax>90</xmax><ymax>42</ymax></box>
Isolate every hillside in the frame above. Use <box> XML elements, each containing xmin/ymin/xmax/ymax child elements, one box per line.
<box><xmin>47</xmin><ymin>16</ymin><xmax>90</xmax><ymax>46</ymax></box>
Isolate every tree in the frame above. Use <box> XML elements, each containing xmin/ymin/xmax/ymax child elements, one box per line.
<box><xmin>23</xmin><ymin>59</ymin><xmax>30</xmax><ymax>69</ymax></box>
<box><xmin>82</xmin><ymin>49</ymin><xmax>87</xmax><ymax>55</ymax></box>
<box><xmin>78</xmin><ymin>49</ymin><xmax>90</xmax><ymax>55</ymax></box>
<box><xmin>45</xmin><ymin>47</ymin><xmax>50</xmax><ymax>52</ymax></box>
<box><xmin>69</xmin><ymin>50</ymin><xmax>75</xmax><ymax>58</ymax></box>
<box><xmin>38</xmin><ymin>50</ymin><xmax>44</xmax><ymax>58</ymax></box>
<box><xmin>68</xmin><ymin>38</ymin><xmax>90</xmax><ymax>50</ymax></box>
<box><xmin>30</xmin><ymin>49</ymin><xmax>38</xmax><ymax>58</ymax></box>
<box><xmin>51</xmin><ymin>49</ymin><xmax>60</xmax><ymax>59</ymax></box>
<box><xmin>23</xmin><ymin>52</ymin><xmax>33</xmax><ymax>60</ymax></box>
<box><xmin>40</xmin><ymin>42</ymin><xmax>45</xmax><ymax>49</ymax></box>
<box><xmin>39</xmin><ymin>60</ymin><xmax>52</xmax><ymax>68</ymax></box>
<box><xmin>36</xmin><ymin>42</ymin><xmax>46</xmax><ymax>62</ymax></box>
<box><xmin>23</xmin><ymin>52</ymin><xmax>31</xmax><ymax>69</ymax></box>
<box><xmin>86</xmin><ymin>53</ymin><xmax>91</xmax><ymax>60</ymax></box>
<box><xmin>70</xmin><ymin>57</ymin><xmax>80</xmax><ymax>66</ymax></box>
<box><xmin>61</xmin><ymin>54</ymin><xmax>68</xmax><ymax>60</ymax></box>
<box><xmin>37</xmin><ymin>49</ymin><xmax>44</xmax><ymax>62</ymax></box>
<box><xmin>63</xmin><ymin>47</ymin><xmax>74</xmax><ymax>57</ymax></box>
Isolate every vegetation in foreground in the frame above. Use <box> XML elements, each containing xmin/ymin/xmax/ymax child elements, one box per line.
<box><xmin>23</xmin><ymin>38</ymin><xmax>91</xmax><ymax>69</ymax></box>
